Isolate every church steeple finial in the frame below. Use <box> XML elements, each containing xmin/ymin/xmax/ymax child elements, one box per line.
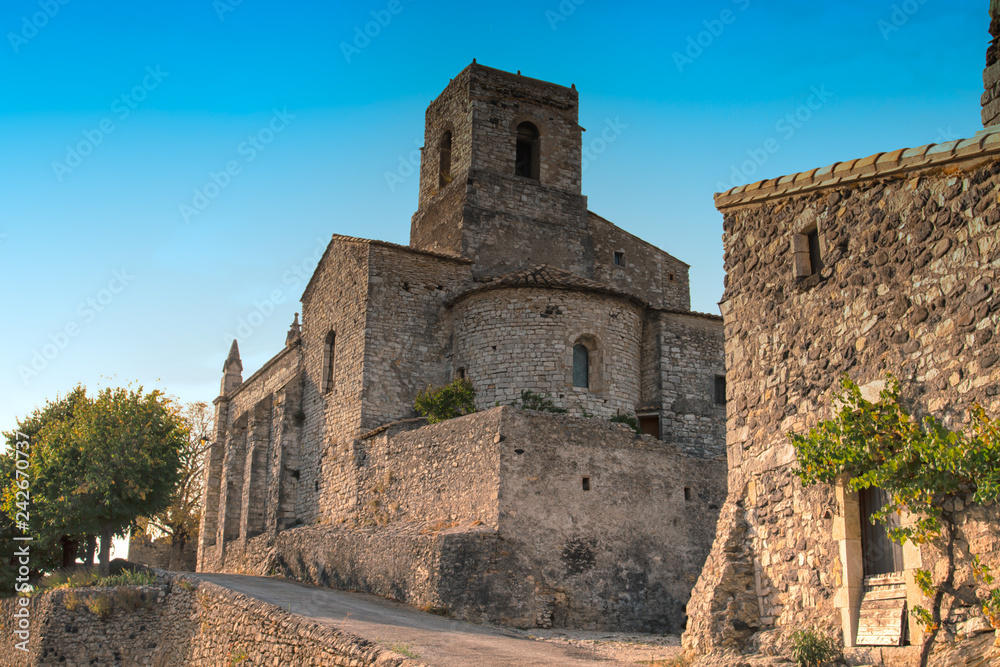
<box><xmin>220</xmin><ymin>339</ymin><xmax>243</xmax><ymax>396</ymax></box>
<box><xmin>224</xmin><ymin>339</ymin><xmax>243</xmax><ymax>372</ymax></box>
<box><xmin>286</xmin><ymin>313</ymin><xmax>302</xmax><ymax>347</ymax></box>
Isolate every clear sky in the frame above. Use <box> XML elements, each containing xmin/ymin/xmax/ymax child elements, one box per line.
<box><xmin>0</xmin><ymin>0</ymin><xmax>988</xmax><ymax>438</ymax></box>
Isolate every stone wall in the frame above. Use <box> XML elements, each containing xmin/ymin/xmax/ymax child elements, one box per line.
<box><xmin>355</xmin><ymin>408</ymin><xmax>502</xmax><ymax>530</ymax></box>
<box><xmin>496</xmin><ymin>409</ymin><xmax>727</xmax><ymax>633</ymax></box>
<box><xmin>203</xmin><ymin>408</ymin><xmax>725</xmax><ymax>632</ymax></box>
<box><xmin>301</xmin><ymin>236</ymin><xmax>371</xmax><ymax>522</ymax></box>
<box><xmin>361</xmin><ymin>243</ymin><xmax>472</xmax><ymax>431</ymax></box>
<box><xmin>0</xmin><ymin>573</ymin><xmax>419</xmax><ymax>667</ymax></box>
<box><xmin>590</xmin><ymin>211</ymin><xmax>691</xmax><ymax>311</ymax></box>
<box><xmin>129</xmin><ymin>535</ymin><xmax>197</xmax><ymax>572</ymax></box>
<box><xmin>655</xmin><ymin>311</ymin><xmax>728</xmax><ymax>459</ymax></box>
<box><xmin>411</xmin><ymin>63</ymin><xmax>591</xmax><ymax>279</ymax></box>
<box><xmin>683</xmin><ymin>138</ymin><xmax>1000</xmax><ymax>662</ymax></box>
<box><xmin>452</xmin><ymin>287</ymin><xmax>644</xmax><ymax>417</ymax></box>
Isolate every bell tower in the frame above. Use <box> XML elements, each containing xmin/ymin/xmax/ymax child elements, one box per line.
<box><xmin>409</xmin><ymin>62</ymin><xmax>591</xmax><ymax>278</ymax></box>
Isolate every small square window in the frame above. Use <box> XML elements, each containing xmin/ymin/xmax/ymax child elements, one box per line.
<box><xmin>613</xmin><ymin>251</ymin><xmax>625</xmax><ymax>266</ymax></box>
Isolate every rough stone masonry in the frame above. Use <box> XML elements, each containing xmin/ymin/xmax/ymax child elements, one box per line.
<box><xmin>682</xmin><ymin>6</ymin><xmax>1000</xmax><ymax>665</ymax></box>
<box><xmin>197</xmin><ymin>62</ymin><xmax>728</xmax><ymax>633</ymax></box>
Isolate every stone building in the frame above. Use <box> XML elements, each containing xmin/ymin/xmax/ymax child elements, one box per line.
<box><xmin>683</xmin><ymin>9</ymin><xmax>1000</xmax><ymax>665</ymax></box>
<box><xmin>196</xmin><ymin>63</ymin><xmax>727</xmax><ymax>631</ymax></box>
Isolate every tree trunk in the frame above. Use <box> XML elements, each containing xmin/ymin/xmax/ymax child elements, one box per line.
<box><xmin>60</xmin><ymin>535</ymin><xmax>77</xmax><ymax>569</ymax></box>
<box><xmin>84</xmin><ymin>536</ymin><xmax>97</xmax><ymax>567</ymax></box>
<box><xmin>98</xmin><ymin>524</ymin><xmax>113</xmax><ymax>576</ymax></box>
<box><xmin>169</xmin><ymin>535</ymin><xmax>186</xmax><ymax>571</ymax></box>
<box><xmin>919</xmin><ymin>514</ymin><xmax>956</xmax><ymax>667</ymax></box>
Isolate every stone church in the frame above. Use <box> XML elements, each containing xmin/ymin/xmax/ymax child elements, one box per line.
<box><xmin>683</xmin><ymin>7</ymin><xmax>1000</xmax><ymax>665</ymax></box>
<box><xmin>197</xmin><ymin>62</ymin><xmax>727</xmax><ymax>631</ymax></box>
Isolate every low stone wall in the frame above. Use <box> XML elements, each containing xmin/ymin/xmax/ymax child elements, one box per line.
<box><xmin>0</xmin><ymin>572</ymin><xmax>423</xmax><ymax>666</ymax></box>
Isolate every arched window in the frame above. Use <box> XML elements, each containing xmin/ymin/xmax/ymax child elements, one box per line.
<box><xmin>572</xmin><ymin>344</ymin><xmax>589</xmax><ymax>388</ymax></box>
<box><xmin>322</xmin><ymin>331</ymin><xmax>336</xmax><ymax>393</ymax></box>
<box><xmin>515</xmin><ymin>122</ymin><xmax>540</xmax><ymax>180</ymax></box>
<box><xmin>438</xmin><ymin>131</ymin><xmax>452</xmax><ymax>189</ymax></box>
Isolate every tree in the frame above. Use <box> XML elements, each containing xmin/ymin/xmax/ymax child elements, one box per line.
<box><xmin>74</xmin><ymin>386</ymin><xmax>188</xmax><ymax>575</ymax></box>
<box><xmin>2</xmin><ymin>387</ymin><xmax>93</xmax><ymax>573</ymax></box>
<box><xmin>791</xmin><ymin>376</ymin><xmax>1000</xmax><ymax>667</ymax></box>
<box><xmin>134</xmin><ymin>401</ymin><xmax>213</xmax><ymax>569</ymax></box>
<box><xmin>6</xmin><ymin>385</ymin><xmax>188</xmax><ymax>576</ymax></box>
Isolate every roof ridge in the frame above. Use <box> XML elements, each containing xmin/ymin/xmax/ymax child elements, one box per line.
<box><xmin>715</xmin><ymin>127</ymin><xmax>1000</xmax><ymax>209</ymax></box>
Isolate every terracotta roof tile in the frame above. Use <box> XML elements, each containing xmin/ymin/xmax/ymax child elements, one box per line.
<box><xmin>445</xmin><ymin>264</ymin><xmax>647</xmax><ymax>307</ymax></box>
<box><xmin>715</xmin><ymin>127</ymin><xmax>1000</xmax><ymax>209</ymax></box>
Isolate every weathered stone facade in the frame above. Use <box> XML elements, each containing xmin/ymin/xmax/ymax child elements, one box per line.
<box><xmin>683</xmin><ymin>12</ymin><xmax>1000</xmax><ymax>662</ymax></box>
<box><xmin>197</xmin><ymin>62</ymin><xmax>726</xmax><ymax>631</ymax></box>
<box><xmin>201</xmin><ymin>409</ymin><xmax>725</xmax><ymax>632</ymax></box>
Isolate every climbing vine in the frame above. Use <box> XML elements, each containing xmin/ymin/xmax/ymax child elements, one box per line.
<box><xmin>790</xmin><ymin>375</ymin><xmax>1000</xmax><ymax>667</ymax></box>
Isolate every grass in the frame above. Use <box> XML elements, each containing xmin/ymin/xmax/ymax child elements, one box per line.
<box><xmin>43</xmin><ymin>566</ymin><xmax>157</xmax><ymax>591</ymax></box>
<box><xmin>385</xmin><ymin>642</ymin><xmax>421</xmax><ymax>659</ymax></box>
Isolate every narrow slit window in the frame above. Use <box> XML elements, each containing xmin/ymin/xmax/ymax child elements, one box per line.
<box><xmin>684</xmin><ymin>487</ymin><xmax>692</xmax><ymax>501</ymax></box>
<box><xmin>807</xmin><ymin>228</ymin><xmax>822</xmax><ymax>276</ymax></box>
<box><xmin>573</xmin><ymin>344</ymin><xmax>589</xmax><ymax>388</ymax></box>
<box><xmin>794</xmin><ymin>227</ymin><xmax>823</xmax><ymax>279</ymax></box>
<box><xmin>515</xmin><ymin>122</ymin><xmax>540</xmax><ymax>180</ymax></box>
<box><xmin>438</xmin><ymin>131</ymin><xmax>452</xmax><ymax>189</ymax></box>
<box><xmin>582</xmin><ymin>477</ymin><xmax>591</xmax><ymax>491</ymax></box>
<box><xmin>323</xmin><ymin>331</ymin><xmax>336</xmax><ymax>393</ymax></box>
<box><xmin>714</xmin><ymin>375</ymin><xmax>727</xmax><ymax>405</ymax></box>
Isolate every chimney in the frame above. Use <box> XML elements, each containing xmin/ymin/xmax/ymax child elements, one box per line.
<box><xmin>983</xmin><ymin>1</ymin><xmax>1000</xmax><ymax>127</ymax></box>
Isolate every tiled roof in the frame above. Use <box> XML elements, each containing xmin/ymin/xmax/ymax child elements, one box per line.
<box><xmin>446</xmin><ymin>264</ymin><xmax>647</xmax><ymax>307</ymax></box>
<box><xmin>715</xmin><ymin>127</ymin><xmax>1000</xmax><ymax>210</ymax></box>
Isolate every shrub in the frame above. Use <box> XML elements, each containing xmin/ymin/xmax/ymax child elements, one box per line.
<box><xmin>514</xmin><ymin>390</ymin><xmax>567</xmax><ymax>413</ymax></box>
<box><xmin>63</xmin><ymin>590</ymin><xmax>82</xmax><ymax>611</ymax></box>
<box><xmin>609</xmin><ymin>413</ymin><xmax>641</xmax><ymax>434</ymax></box>
<box><xmin>790</xmin><ymin>629</ymin><xmax>838</xmax><ymax>667</ymax></box>
<box><xmin>86</xmin><ymin>593</ymin><xmax>114</xmax><ymax>619</ymax></box>
<box><xmin>414</xmin><ymin>378</ymin><xmax>476</xmax><ymax>423</ymax></box>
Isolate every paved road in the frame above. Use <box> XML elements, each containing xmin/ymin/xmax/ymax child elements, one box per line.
<box><xmin>198</xmin><ymin>573</ymin><xmax>623</xmax><ymax>666</ymax></box>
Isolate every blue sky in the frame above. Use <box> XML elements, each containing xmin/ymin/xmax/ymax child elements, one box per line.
<box><xmin>0</xmin><ymin>0</ymin><xmax>988</xmax><ymax>436</ymax></box>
